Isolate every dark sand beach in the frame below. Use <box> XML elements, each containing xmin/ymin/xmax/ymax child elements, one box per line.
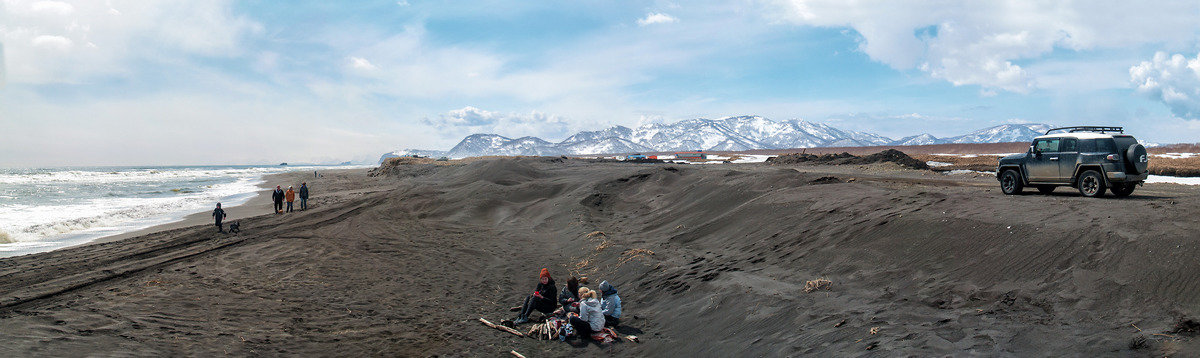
<box><xmin>2</xmin><ymin>158</ymin><xmax>1200</xmax><ymax>356</ymax></box>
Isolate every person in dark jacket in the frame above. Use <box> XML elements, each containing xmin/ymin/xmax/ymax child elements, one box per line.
<box><xmin>299</xmin><ymin>182</ymin><xmax>309</xmax><ymax>211</ymax></box>
<box><xmin>598</xmin><ymin>280</ymin><xmax>622</xmax><ymax>327</ymax></box>
<box><xmin>212</xmin><ymin>203</ymin><xmax>227</xmax><ymax>233</ymax></box>
<box><xmin>558</xmin><ymin>276</ymin><xmax>581</xmax><ymax>314</ymax></box>
<box><xmin>513</xmin><ymin>268</ymin><xmax>558</xmax><ymax>325</ymax></box>
<box><xmin>271</xmin><ymin>186</ymin><xmax>284</xmax><ymax>213</ymax></box>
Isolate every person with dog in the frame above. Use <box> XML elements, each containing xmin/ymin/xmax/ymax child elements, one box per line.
<box><xmin>512</xmin><ymin>268</ymin><xmax>558</xmax><ymax>325</ymax></box>
<box><xmin>285</xmin><ymin>186</ymin><xmax>296</xmax><ymax>213</ymax></box>
<box><xmin>212</xmin><ymin>203</ymin><xmax>227</xmax><ymax>233</ymax></box>
<box><xmin>271</xmin><ymin>186</ymin><xmax>284</xmax><ymax>213</ymax></box>
<box><xmin>299</xmin><ymin>182</ymin><xmax>309</xmax><ymax>211</ymax></box>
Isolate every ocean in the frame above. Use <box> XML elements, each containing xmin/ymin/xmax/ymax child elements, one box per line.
<box><xmin>0</xmin><ymin>164</ymin><xmax>364</xmax><ymax>258</ymax></box>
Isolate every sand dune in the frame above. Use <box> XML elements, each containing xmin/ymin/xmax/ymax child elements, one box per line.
<box><xmin>2</xmin><ymin>159</ymin><xmax>1200</xmax><ymax>356</ymax></box>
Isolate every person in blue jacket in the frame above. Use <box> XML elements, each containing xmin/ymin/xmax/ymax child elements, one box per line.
<box><xmin>299</xmin><ymin>182</ymin><xmax>310</xmax><ymax>211</ymax></box>
<box><xmin>598</xmin><ymin>280</ymin><xmax>622</xmax><ymax>327</ymax></box>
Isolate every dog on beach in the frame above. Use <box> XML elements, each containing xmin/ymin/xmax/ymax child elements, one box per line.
<box><xmin>228</xmin><ymin>221</ymin><xmax>240</xmax><ymax>234</ymax></box>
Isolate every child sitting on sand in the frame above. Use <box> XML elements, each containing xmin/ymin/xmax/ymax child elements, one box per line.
<box><xmin>512</xmin><ymin>268</ymin><xmax>558</xmax><ymax>325</ymax></box>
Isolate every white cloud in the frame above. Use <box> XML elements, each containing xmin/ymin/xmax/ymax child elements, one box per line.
<box><xmin>637</xmin><ymin>12</ymin><xmax>678</xmax><ymax>26</ymax></box>
<box><xmin>30</xmin><ymin>35</ymin><xmax>73</xmax><ymax>50</ymax></box>
<box><xmin>1131</xmin><ymin>51</ymin><xmax>1200</xmax><ymax>120</ymax></box>
<box><xmin>777</xmin><ymin>0</ymin><xmax>1200</xmax><ymax>93</ymax></box>
<box><xmin>347</xmin><ymin>56</ymin><xmax>378</xmax><ymax>71</ymax></box>
<box><xmin>0</xmin><ymin>43</ymin><xmax>6</xmax><ymax>89</ymax></box>
<box><xmin>396</xmin><ymin>0</ymin><xmax>409</xmax><ymax>6</ymax></box>
<box><xmin>28</xmin><ymin>1</ymin><xmax>74</xmax><ymax>15</ymax></box>
<box><xmin>1</xmin><ymin>0</ymin><xmax>261</xmax><ymax>84</ymax></box>
<box><xmin>423</xmin><ymin>106</ymin><xmax>572</xmax><ymax>139</ymax></box>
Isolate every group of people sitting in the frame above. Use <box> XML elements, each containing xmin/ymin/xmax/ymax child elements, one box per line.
<box><xmin>509</xmin><ymin>268</ymin><xmax>622</xmax><ymax>341</ymax></box>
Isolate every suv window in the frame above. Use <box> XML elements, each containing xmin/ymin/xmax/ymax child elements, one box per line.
<box><xmin>1079</xmin><ymin>139</ymin><xmax>1097</xmax><ymax>152</ymax></box>
<box><xmin>1061</xmin><ymin>138</ymin><xmax>1077</xmax><ymax>152</ymax></box>
<box><xmin>1035</xmin><ymin>138</ymin><xmax>1061</xmax><ymax>152</ymax></box>
<box><xmin>1097</xmin><ymin>138</ymin><xmax>1117</xmax><ymax>153</ymax></box>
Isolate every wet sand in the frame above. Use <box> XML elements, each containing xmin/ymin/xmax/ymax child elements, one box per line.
<box><xmin>2</xmin><ymin>159</ymin><xmax>1200</xmax><ymax>356</ymax></box>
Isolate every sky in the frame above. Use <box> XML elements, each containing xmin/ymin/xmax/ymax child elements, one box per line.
<box><xmin>2</xmin><ymin>0</ymin><xmax>1200</xmax><ymax>166</ymax></box>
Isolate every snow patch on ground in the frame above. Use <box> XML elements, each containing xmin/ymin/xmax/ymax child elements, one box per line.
<box><xmin>731</xmin><ymin>155</ymin><xmax>773</xmax><ymax>163</ymax></box>
<box><xmin>1146</xmin><ymin>175</ymin><xmax>1200</xmax><ymax>185</ymax></box>
<box><xmin>1153</xmin><ymin>153</ymin><xmax>1199</xmax><ymax>159</ymax></box>
<box><xmin>943</xmin><ymin>169</ymin><xmax>995</xmax><ymax>175</ymax></box>
<box><xmin>931</xmin><ymin>153</ymin><xmax>1018</xmax><ymax>158</ymax></box>
<box><xmin>926</xmin><ymin>161</ymin><xmax>953</xmax><ymax>167</ymax></box>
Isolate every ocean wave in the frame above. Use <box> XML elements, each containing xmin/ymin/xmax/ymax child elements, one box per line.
<box><xmin>0</xmin><ymin>176</ymin><xmax>263</xmax><ymax>243</ymax></box>
<box><xmin>0</xmin><ymin>166</ymin><xmax>305</xmax><ymax>185</ymax></box>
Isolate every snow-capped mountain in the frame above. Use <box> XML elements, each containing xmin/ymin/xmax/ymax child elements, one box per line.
<box><xmin>384</xmin><ymin>117</ymin><xmax>1056</xmax><ymax>159</ymax></box>
<box><xmin>379</xmin><ymin>149</ymin><xmax>450</xmax><ymax>163</ymax></box>
<box><xmin>433</xmin><ymin>116</ymin><xmax>896</xmax><ymax>158</ymax></box>
<box><xmin>890</xmin><ymin>133</ymin><xmax>940</xmax><ymax>146</ymax></box>
<box><xmin>941</xmin><ymin>124</ymin><xmax>1052</xmax><ymax>144</ymax></box>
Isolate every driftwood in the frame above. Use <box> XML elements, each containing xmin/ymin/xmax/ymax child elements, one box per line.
<box><xmin>510</xmin><ymin>350</ymin><xmax>527</xmax><ymax>358</ymax></box>
<box><xmin>527</xmin><ymin>322</ymin><xmax>556</xmax><ymax>340</ymax></box>
<box><xmin>478</xmin><ymin>318</ymin><xmax>524</xmax><ymax>337</ymax></box>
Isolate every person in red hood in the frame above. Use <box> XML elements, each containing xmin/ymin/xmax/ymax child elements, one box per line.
<box><xmin>512</xmin><ymin>268</ymin><xmax>557</xmax><ymax>325</ymax></box>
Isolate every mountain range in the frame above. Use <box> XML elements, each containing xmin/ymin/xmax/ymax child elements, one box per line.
<box><xmin>382</xmin><ymin>116</ymin><xmax>1053</xmax><ymax>161</ymax></box>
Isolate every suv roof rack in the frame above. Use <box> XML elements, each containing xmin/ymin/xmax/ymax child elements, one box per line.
<box><xmin>1044</xmin><ymin>126</ymin><xmax>1124</xmax><ymax>135</ymax></box>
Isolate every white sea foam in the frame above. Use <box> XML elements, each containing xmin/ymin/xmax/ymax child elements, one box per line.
<box><xmin>0</xmin><ymin>165</ymin><xmax>366</xmax><ymax>257</ymax></box>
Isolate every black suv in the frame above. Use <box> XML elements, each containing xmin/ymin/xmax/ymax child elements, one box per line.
<box><xmin>997</xmin><ymin>126</ymin><xmax>1149</xmax><ymax>197</ymax></box>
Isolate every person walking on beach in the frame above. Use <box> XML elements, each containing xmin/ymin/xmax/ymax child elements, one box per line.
<box><xmin>299</xmin><ymin>182</ymin><xmax>309</xmax><ymax>211</ymax></box>
<box><xmin>272</xmin><ymin>186</ymin><xmax>284</xmax><ymax>214</ymax></box>
<box><xmin>212</xmin><ymin>203</ymin><xmax>227</xmax><ymax>233</ymax></box>
<box><xmin>285</xmin><ymin>186</ymin><xmax>296</xmax><ymax>213</ymax></box>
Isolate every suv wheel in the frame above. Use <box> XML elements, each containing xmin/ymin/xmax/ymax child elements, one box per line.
<box><xmin>1036</xmin><ymin>185</ymin><xmax>1055</xmax><ymax>194</ymax></box>
<box><xmin>1000</xmin><ymin>170</ymin><xmax>1023</xmax><ymax>195</ymax></box>
<box><xmin>1111</xmin><ymin>183</ymin><xmax>1136</xmax><ymax>197</ymax></box>
<box><xmin>1077</xmin><ymin>170</ymin><xmax>1106</xmax><ymax>197</ymax></box>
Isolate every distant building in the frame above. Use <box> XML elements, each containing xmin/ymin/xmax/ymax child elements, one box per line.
<box><xmin>674</xmin><ymin>151</ymin><xmax>706</xmax><ymax>160</ymax></box>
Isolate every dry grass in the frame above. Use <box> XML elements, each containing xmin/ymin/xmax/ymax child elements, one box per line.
<box><xmin>915</xmin><ymin>154</ymin><xmax>1200</xmax><ymax>177</ymax></box>
<box><xmin>914</xmin><ymin>154</ymin><xmax>1004</xmax><ymax>172</ymax></box>
<box><xmin>618</xmin><ymin>248</ymin><xmax>655</xmax><ymax>266</ymax></box>
<box><xmin>1149</xmin><ymin>156</ymin><xmax>1200</xmax><ymax>177</ymax></box>
<box><xmin>720</xmin><ymin>142</ymin><xmax>1031</xmax><ymax>156</ymax></box>
<box><xmin>1149</xmin><ymin>143</ymin><xmax>1200</xmax><ymax>154</ymax></box>
<box><xmin>804</xmin><ymin>278</ymin><xmax>832</xmax><ymax>293</ymax></box>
